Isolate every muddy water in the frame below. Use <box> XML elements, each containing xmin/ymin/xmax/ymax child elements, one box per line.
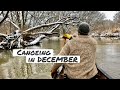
<box><xmin>0</xmin><ymin>37</ymin><xmax>120</xmax><ymax>79</ymax></box>
<box><xmin>0</xmin><ymin>38</ymin><xmax>63</xmax><ymax>79</ymax></box>
<box><xmin>95</xmin><ymin>37</ymin><xmax>120</xmax><ymax>79</ymax></box>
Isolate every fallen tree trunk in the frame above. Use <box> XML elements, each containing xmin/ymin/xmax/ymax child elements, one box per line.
<box><xmin>0</xmin><ymin>33</ymin><xmax>8</xmax><ymax>37</ymax></box>
<box><xmin>23</xmin><ymin>22</ymin><xmax>63</xmax><ymax>33</ymax></box>
<box><xmin>0</xmin><ymin>17</ymin><xmax>77</xmax><ymax>50</ymax></box>
<box><xmin>26</xmin><ymin>35</ymin><xmax>47</xmax><ymax>46</ymax></box>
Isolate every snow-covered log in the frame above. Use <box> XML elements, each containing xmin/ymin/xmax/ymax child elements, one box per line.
<box><xmin>23</xmin><ymin>22</ymin><xmax>63</xmax><ymax>33</ymax></box>
<box><xmin>26</xmin><ymin>35</ymin><xmax>47</xmax><ymax>46</ymax></box>
<box><xmin>0</xmin><ymin>15</ymin><xmax>77</xmax><ymax>50</ymax></box>
<box><xmin>0</xmin><ymin>33</ymin><xmax>7</xmax><ymax>37</ymax></box>
<box><xmin>23</xmin><ymin>17</ymin><xmax>74</xmax><ymax>33</ymax></box>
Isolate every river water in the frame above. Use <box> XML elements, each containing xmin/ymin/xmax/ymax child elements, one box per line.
<box><xmin>0</xmin><ymin>37</ymin><xmax>120</xmax><ymax>79</ymax></box>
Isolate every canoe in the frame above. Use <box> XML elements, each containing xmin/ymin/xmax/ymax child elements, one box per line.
<box><xmin>96</xmin><ymin>65</ymin><xmax>113</xmax><ymax>79</ymax></box>
<box><xmin>53</xmin><ymin>64</ymin><xmax>113</xmax><ymax>79</ymax></box>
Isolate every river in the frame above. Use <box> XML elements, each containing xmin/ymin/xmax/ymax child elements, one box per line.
<box><xmin>0</xmin><ymin>37</ymin><xmax>120</xmax><ymax>79</ymax></box>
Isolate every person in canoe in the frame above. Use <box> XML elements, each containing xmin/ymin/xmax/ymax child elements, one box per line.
<box><xmin>51</xmin><ymin>22</ymin><xmax>98</xmax><ymax>79</ymax></box>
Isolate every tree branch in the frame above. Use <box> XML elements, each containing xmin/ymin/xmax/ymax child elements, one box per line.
<box><xmin>0</xmin><ymin>33</ymin><xmax>7</xmax><ymax>37</ymax></box>
<box><xmin>6</xmin><ymin>19</ymin><xmax>20</xmax><ymax>30</ymax></box>
<box><xmin>23</xmin><ymin>22</ymin><xmax>63</xmax><ymax>33</ymax></box>
<box><xmin>23</xmin><ymin>17</ymin><xmax>73</xmax><ymax>33</ymax></box>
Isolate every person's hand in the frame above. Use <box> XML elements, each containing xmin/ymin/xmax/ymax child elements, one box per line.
<box><xmin>51</xmin><ymin>69</ymin><xmax>57</xmax><ymax>79</ymax></box>
<box><xmin>62</xmin><ymin>34</ymin><xmax>72</xmax><ymax>40</ymax></box>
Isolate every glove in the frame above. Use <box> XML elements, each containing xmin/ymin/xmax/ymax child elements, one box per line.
<box><xmin>62</xmin><ymin>34</ymin><xmax>72</xmax><ymax>40</ymax></box>
<box><xmin>51</xmin><ymin>69</ymin><xmax>58</xmax><ymax>79</ymax></box>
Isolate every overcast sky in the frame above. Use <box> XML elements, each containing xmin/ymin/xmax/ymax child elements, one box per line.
<box><xmin>100</xmin><ymin>11</ymin><xmax>118</xmax><ymax>21</ymax></box>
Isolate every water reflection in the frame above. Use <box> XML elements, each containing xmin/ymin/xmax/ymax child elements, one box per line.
<box><xmin>0</xmin><ymin>39</ymin><xmax>64</xmax><ymax>79</ymax></box>
<box><xmin>0</xmin><ymin>37</ymin><xmax>120</xmax><ymax>79</ymax></box>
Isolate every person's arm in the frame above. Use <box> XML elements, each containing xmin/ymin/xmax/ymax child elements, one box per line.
<box><xmin>51</xmin><ymin>63</ymin><xmax>62</xmax><ymax>73</ymax></box>
<box><xmin>51</xmin><ymin>41</ymin><xmax>70</xmax><ymax>78</ymax></box>
<box><xmin>58</xmin><ymin>41</ymin><xmax>70</xmax><ymax>55</ymax></box>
